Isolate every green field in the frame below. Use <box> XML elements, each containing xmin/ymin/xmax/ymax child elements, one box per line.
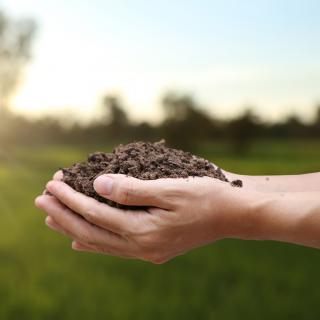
<box><xmin>0</xmin><ymin>140</ymin><xmax>320</xmax><ymax>320</ymax></box>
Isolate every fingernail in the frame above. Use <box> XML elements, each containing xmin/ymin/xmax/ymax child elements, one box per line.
<box><xmin>94</xmin><ymin>175</ymin><xmax>114</xmax><ymax>195</ymax></box>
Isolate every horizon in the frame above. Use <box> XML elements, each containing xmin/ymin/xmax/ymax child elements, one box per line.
<box><xmin>2</xmin><ymin>0</ymin><xmax>320</xmax><ymax>124</ymax></box>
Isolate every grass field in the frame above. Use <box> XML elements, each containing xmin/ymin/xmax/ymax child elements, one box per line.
<box><xmin>0</xmin><ymin>140</ymin><xmax>320</xmax><ymax>320</ymax></box>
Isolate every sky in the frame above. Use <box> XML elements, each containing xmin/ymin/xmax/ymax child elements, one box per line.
<box><xmin>1</xmin><ymin>0</ymin><xmax>320</xmax><ymax>123</ymax></box>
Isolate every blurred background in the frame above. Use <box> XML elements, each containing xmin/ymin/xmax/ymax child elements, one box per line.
<box><xmin>0</xmin><ymin>0</ymin><xmax>320</xmax><ymax>319</ymax></box>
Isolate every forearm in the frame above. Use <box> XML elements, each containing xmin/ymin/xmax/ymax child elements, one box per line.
<box><xmin>226</xmin><ymin>171</ymin><xmax>320</xmax><ymax>193</ymax></box>
<box><xmin>233</xmin><ymin>190</ymin><xmax>320</xmax><ymax>249</ymax></box>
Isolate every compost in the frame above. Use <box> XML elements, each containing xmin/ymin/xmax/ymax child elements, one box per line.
<box><xmin>61</xmin><ymin>140</ymin><xmax>242</xmax><ymax>208</ymax></box>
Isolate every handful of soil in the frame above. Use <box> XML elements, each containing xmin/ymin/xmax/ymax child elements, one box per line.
<box><xmin>62</xmin><ymin>140</ymin><xmax>242</xmax><ymax>208</ymax></box>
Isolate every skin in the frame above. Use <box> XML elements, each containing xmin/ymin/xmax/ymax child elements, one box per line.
<box><xmin>35</xmin><ymin>170</ymin><xmax>320</xmax><ymax>264</ymax></box>
<box><xmin>226</xmin><ymin>170</ymin><xmax>320</xmax><ymax>193</ymax></box>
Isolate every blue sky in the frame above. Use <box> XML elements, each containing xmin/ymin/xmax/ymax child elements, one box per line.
<box><xmin>2</xmin><ymin>0</ymin><xmax>320</xmax><ymax>122</ymax></box>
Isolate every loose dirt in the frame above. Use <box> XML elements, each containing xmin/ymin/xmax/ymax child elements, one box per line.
<box><xmin>62</xmin><ymin>140</ymin><xmax>242</xmax><ymax>208</ymax></box>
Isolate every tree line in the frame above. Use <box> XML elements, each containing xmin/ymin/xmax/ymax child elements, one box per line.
<box><xmin>0</xmin><ymin>93</ymin><xmax>319</xmax><ymax>154</ymax></box>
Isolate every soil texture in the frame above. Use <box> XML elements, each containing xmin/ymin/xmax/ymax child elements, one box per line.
<box><xmin>61</xmin><ymin>140</ymin><xmax>242</xmax><ymax>208</ymax></box>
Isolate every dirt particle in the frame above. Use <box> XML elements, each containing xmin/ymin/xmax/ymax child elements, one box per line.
<box><xmin>231</xmin><ymin>180</ymin><xmax>243</xmax><ymax>188</ymax></box>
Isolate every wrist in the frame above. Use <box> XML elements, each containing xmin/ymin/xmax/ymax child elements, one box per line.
<box><xmin>231</xmin><ymin>191</ymin><xmax>310</xmax><ymax>244</ymax></box>
<box><xmin>211</xmin><ymin>177</ymin><xmax>320</xmax><ymax>248</ymax></box>
<box><xmin>209</xmin><ymin>187</ymin><xmax>266</xmax><ymax>241</ymax></box>
<box><xmin>217</xmin><ymin>189</ymin><xmax>288</xmax><ymax>241</ymax></box>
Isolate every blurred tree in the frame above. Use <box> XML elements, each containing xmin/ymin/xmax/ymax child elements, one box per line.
<box><xmin>161</xmin><ymin>92</ymin><xmax>217</xmax><ymax>151</ymax></box>
<box><xmin>102</xmin><ymin>95</ymin><xmax>129</xmax><ymax>127</ymax></box>
<box><xmin>132</xmin><ymin>121</ymin><xmax>159</xmax><ymax>141</ymax></box>
<box><xmin>100</xmin><ymin>95</ymin><xmax>131</xmax><ymax>141</ymax></box>
<box><xmin>228</xmin><ymin>108</ymin><xmax>261</xmax><ymax>155</ymax></box>
<box><xmin>313</xmin><ymin>105</ymin><xmax>320</xmax><ymax>138</ymax></box>
<box><xmin>0</xmin><ymin>9</ymin><xmax>37</xmax><ymax>111</ymax></box>
<box><xmin>285</xmin><ymin>115</ymin><xmax>306</xmax><ymax>138</ymax></box>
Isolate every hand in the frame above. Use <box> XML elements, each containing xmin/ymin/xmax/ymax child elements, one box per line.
<box><xmin>35</xmin><ymin>172</ymin><xmax>252</xmax><ymax>263</ymax></box>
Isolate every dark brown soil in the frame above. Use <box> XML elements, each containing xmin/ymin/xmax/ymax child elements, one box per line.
<box><xmin>61</xmin><ymin>140</ymin><xmax>242</xmax><ymax>208</ymax></box>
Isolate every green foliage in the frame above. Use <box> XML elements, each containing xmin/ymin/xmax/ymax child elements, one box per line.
<box><xmin>227</xmin><ymin>109</ymin><xmax>261</xmax><ymax>155</ymax></box>
<box><xmin>0</xmin><ymin>141</ymin><xmax>320</xmax><ymax>319</ymax></box>
<box><xmin>161</xmin><ymin>93</ymin><xmax>218</xmax><ymax>151</ymax></box>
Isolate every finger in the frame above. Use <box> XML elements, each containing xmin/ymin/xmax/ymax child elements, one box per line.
<box><xmin>71</xmin><ymin>241</ymin><xmax>135</xmax><ymax>259</ymax></box>
<box><xmin>45</xmin><ymin>216</ymin><xmax>64</xmax><ymax>232</ymax></box>
<box><xmin>53</xmin><ymin>170</ymin><xmax>63</xmax><ymax>180</ymax></box>
<box><xmin>45</xmin><ymin>180</ymin><xmax>145</xmax><ymax>235</ymax></box>
<box><xmin>72</xmin><ymin>241</ymin><xmax>97</xmax><ymax>252</ymax></box>
<box><xmin>93</xmin><ymin>174</ymin><xmax>175</xmax><ymax>209</ymax></box>
<box><xmin>41</xmin><ymin>171</ymin><xmax>63</xmax><ymax>196</ymax></box>
<box><xmin>35</xmin><ymin>195</ymin><xmax>134</xmax><ymax>254</ymax></box>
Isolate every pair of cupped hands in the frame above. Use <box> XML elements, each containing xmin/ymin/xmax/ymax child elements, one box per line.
<box><xmin>36</xmin><ymin>167</ymin><xmax>298</xmax><ymax>263</ymax></box>
<box><xmin>35</xmin><ymin>165</ymin><xmax>265</xmax><ymax>264</ymax></box>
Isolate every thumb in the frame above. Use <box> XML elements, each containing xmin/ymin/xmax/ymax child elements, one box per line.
<box><xmin>93</xmin><ymin>174</ymin><xmax>171</xmax><ymax>208</ymax></box>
